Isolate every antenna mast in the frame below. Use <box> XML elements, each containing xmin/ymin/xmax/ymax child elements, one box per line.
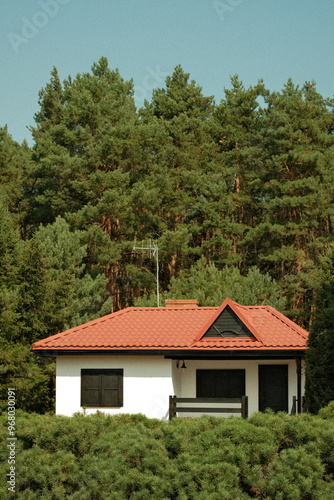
<box><xmin>133</xmin><ymin>239</ymin><xmax>160</xmax><ymax>307</ymax></box>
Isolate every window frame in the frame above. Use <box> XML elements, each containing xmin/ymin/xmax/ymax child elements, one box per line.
<box><xmin>81</xmin><ymin>368</ymin><xmax>123</xmax><ymax>408</ymax></box>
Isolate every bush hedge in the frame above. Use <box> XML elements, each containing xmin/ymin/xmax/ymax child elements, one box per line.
<box><xmin>1</xmin><ymin>409</ymin><xmax>334</xmax><ymax>499</ymax></box>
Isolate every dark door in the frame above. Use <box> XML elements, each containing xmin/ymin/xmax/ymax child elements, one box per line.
<box><xmin>259</xmin><ymin>365</ymin><xmax>288</xmax><ymax>412</ymax></box>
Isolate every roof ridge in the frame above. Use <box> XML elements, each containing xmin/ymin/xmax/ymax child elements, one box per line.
<box><xmin>232</xmin><ymin>302</ymin><xmax>264</xmax><ymax>343</ymax></box>
<box><xmin>264</xmin><ymin>306</ymin><xmax>308</xmax><ymax>338</ymax></box>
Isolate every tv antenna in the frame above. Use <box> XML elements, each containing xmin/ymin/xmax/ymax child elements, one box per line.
<box><xmin>133</xmin><ymin>239</ymin><xmax>160</xmax><ymax>307</ymax></box>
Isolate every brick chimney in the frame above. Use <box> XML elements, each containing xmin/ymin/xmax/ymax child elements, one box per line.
<box><xmin>165</xmin><ymin>299</ymin><xmax>199</xmax><ymax>308</ymax></box>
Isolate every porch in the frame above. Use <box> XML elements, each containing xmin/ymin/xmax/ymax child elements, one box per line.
<box><xmin>170</xmin><ymin>357</ymin><xmax>305</xmax><ymax>418</ymax></box>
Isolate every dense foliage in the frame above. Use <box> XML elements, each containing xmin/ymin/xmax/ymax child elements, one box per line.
<box><xmin>1</xmin><ymin>57</ymin><xmax>334</xmax><ymax>411</ymax></box>
<box><xmin>1</xmin><ymin>410</ymin><xmax>334</xmax><ymax>498</ymax></box>
<box><xmin>305</xmin><ymin>252</ymin><xmax>334</xmax><ymax>413</ymax></box>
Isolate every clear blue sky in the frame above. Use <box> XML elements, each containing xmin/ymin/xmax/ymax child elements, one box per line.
<box><xmin>1</xmin><ymin>0</ymin><xmax>334</xmax><ymax>144</ymax></box>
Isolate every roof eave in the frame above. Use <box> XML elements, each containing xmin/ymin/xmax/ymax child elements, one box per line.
<box><xmin>33</xmin><ymin>348</ymin><xmax>307</xmax><ymax>359</ymax></box>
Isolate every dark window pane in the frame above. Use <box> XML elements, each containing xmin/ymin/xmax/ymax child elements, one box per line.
<box><xmin>197</xmin><ymin>369</ymin><xmax>245</xmax><ymax>398</ymax></box>
<box><xmin>197</xmin><ymin>370</ymin><xmax>216</xmax><ymax>397</ymax></box>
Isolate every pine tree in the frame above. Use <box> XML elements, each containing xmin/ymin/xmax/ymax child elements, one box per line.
<box><xmin>27</xmin><ymin>58</ymin><xmax>138</xmax><ymax>229</ymax></box>
<box><xmin>32</xmin><ymin>216</ymin><xmax>111</xmax><ymax>332</ymax></box>
<box><xmin>26</xmin><ymin>58</ymin><xmax>143</xmax><ymax>310</ymax></box>
<box><xmin>305</xmin><ymin>253</ymin><xmax>334</xmax><ymax>413</ymax></box>
<box><xmin>212</xmin><ymin>77</ymin><xmax>268</xmax><ymax>268</ymax></box>
<box><xmin>253</xmin><ymin>81</ymin><xmax>334</xmax><ymax>322</ymax></box>
<box><xmin>0</xmin><ymin>198</ymin><xmax>55</xmax><ymax>413</ymax></box>
<box><xmin>0</xmin><ymin>126</ymin><xmax>31</xmax><ymax>217</ymax></box>
<box><xmin>0</xmin><ymin>342</ymin><xmax>55</xmax><ymax>413</ymax></box>
<box><xmin>139</xmin><ymin>66</ymin><xmax>222</xmax><ymax>283</ymax></box>
<box><xmin>163</xmin><ymin>256</ymin><xmax>286</xmax><ymax>309</ymax></box>
<box><xmin>0</xmin><ymin>195</ymin><xmax>23</xmax><ymax>342</ymax></box>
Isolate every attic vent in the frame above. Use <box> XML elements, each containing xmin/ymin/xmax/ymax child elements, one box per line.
<box><xmin>165</xmin><ymin>299</ymin><xmax>199</xmax><ymax>308</ymax></box>
<box><xmin>203</xmin><ymin>306</ymin><xmax>253</xmax><ymax>338</ymax></box>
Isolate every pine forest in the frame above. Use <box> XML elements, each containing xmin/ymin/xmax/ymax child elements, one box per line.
<box><xmin>1</xmin><ymin>57</ymin><xmax>334</xmax><ymax>412</ymax></box>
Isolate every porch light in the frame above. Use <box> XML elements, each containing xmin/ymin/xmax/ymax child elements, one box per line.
<box><xmin>177</xmin><ymin>360</ymin><xmax>187</xmax><ymax>369</ymax></box>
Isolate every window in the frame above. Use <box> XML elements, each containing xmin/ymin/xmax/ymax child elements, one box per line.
<box><xmin>196</xmin><ymin>369</ymin><xmax>245</xmax><ymax>398</ymax></box>
<box><xmin>81</xmin><ymin>369</ymin><xmax>123</xmax><ymax>407</ymax></box>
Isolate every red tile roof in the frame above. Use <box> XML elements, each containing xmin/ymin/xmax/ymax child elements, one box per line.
<box><xmin>32</xmin><ymin>298</ymin><xmax>308</xmax><ymax>353</ymax></box>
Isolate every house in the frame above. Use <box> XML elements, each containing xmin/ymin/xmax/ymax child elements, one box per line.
<box><xmin>32</xmin><ymin>298</ymin><xmax>309</xmax><ymax>420</ymax></box>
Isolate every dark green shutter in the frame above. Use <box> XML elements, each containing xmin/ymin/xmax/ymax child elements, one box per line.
<box><xmin>81</xmin><ymin>369</ymin><xmax>123</xmax><ymax>407</ymax></box>
<box><xmin>81</xmin><ymin>370</ymin><xmax>101</xmax><ymax>406</ymax></box>
<box><xmin>101</xmin><ymin>370</ymin><xmax>123</xmax><ymax>406</ymax></box>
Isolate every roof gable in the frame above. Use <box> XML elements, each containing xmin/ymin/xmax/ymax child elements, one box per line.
<box><xmin>203</xmin><ymin>306</ymin><xmax>254</xmax><ymax>338</ymax></box>
<box><xmin>194</xmin><ymin>298</ymin><xmax>263</xmax><ymax>342</ymax></box>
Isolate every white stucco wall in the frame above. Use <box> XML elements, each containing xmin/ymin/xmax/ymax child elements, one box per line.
<box><xmin>56</xmin><ymin>355</ymin><xmax>305</xmax><ymax>419</ymax></box>
<box><xmin>56</xmin><ymin>356</ymin><xmax>174</xmax><ymax>420</ymax></box>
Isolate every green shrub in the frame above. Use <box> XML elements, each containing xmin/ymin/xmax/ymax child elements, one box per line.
<box><xmin>264</xmin><ymin>447</ymin><xmax>324</xmax><ymax>499</ymax></box>
<box><xmin>318</xmin><ymin>401</ymin><xmax>334</xmax><ymax>420</ymax></box>
<box><xmin>2</xmin><ymin>411</ymin><xmax>334</xmax><ymax>498</ymax></box>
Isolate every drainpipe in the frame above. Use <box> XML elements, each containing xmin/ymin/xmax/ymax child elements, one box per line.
<box><xmin>296</xmin><ymin>357</ymin><xmax>302</xmax><ymax>413</ymax></box>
